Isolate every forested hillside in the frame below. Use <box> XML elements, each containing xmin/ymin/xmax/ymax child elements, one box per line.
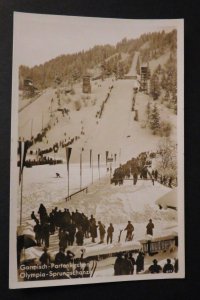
<box><xmin>19</xmin><ymin>29</ymin><xmax>177</xmax><ymax>90</ymax></box>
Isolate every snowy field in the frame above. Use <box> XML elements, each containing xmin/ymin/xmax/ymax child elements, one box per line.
<box><xmin>16</xmin><ymin>52</ymin><xmax>179</xmax><ymax>280</ymax></box>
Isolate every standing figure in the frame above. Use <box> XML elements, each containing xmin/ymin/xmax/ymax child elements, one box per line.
<box><xmin>136</xmin><ymin>251</ymin><xmax>144</xmax><ymax>273</ymax></box>
<box><xmin>124</xmin><ymin>221</ymin><xmax>134</xmax><ymax>241</ymax></box>
<box><xmin>76</xmin><ymin>227</ymin><xmax>84</xmax><ymax>246</ymax></box>
<box><xmin>121</xmin><ymin>253</ymin><xmax>134</xmax><ymax>275</ymax></box>
<box><xmin>146</xmin><ymin>219</ymin><xmax>154</xmax><ymax>236</ymax></box>
<box><xmin>42</xmin><ymin>222</ymin><xmax>50</xmax><ymax>248</ymax></box>
<box><xmin>128</xmin><ymin>252</ymin><xmax>136</xmax><ymax>274</ymax></box>
<box><xmin>114</xmin><ymin>253</ymin><xmax>123</xmax><ymax>276</ymax></box>
<box><xmin>98</xmin><ymin>221</ymin><xmax>106</xmax><ymax>244</ymax></box>
<box><xmin>33</xmin><ymin>219</ymin><xmax>42</xmax><ymax>246</ymax></box>
<box><xmin>90</xmin><ymin>219</ymin><xmax>98</xmax><ymax>243</ymax></box>
<box><xmin>107</xmin><ymin>223</ymin><xmax>114</xmax><ymax>244</ymax></box>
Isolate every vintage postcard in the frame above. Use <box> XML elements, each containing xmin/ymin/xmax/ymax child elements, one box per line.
<box><xmin>9</xmin><ymin>13</ymin><xmax>184</xmax><ymax>288</ymax></box>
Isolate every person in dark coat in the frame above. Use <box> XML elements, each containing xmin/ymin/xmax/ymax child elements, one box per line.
<box><xmin>121</xmin><ymin>253</ymin><xmax>134</xmax><ymax>275</ymax></box>
<box><xmin>90</xmin><ymin>219</ymin><xmax>98</xmax><ymax>243</ymax></box>
<box><xmin>114</xmin><ymin>253</ymin><xmax>123</xmax><ymax>276</ymax></box>
<box><xmin>76</xmin><ymin>227</ymin><xmax>84</xmax><ymax>246</ymax></box>
<box><xmin>42</xmin><ymin>222</ymin><xmax>50</xmax><ymax>248</ymax></box>
<box><xmin>59</xmin><ymin>229</ymin><xmax>69</xmax><ymax>251</ymax></box>
<box><xmin>146</xmin><ymin>219</ymin><xmax>154</xmax><ymax>236</ymax></box>
<box><xmin>38</xmin><ymin>204</ymin><xmax>48</xmax><ymax>225</ymax></box>
<box><xmin>33</xmin><ymin>219</ymin><xmax>42</xmax><ymax>246</ymax></box>
<box><xmin>68</xmin><ymin>220</ymin><xmax>76</xmax><ymax>246</ymax></box>
<box><xmin>49</xmin><ymin>212</ymin><xmax>55</xmax><ymax>235</ymax></box>
<box><xmin>98</xmin><ymin>221</ymin><xmax>106</xmax><ymax>244</ymax></box>
<box><xmin>54</xmin><ymin>248</ymin><xmax>66</xmax><ymax>265</ymax></box>
<box><xmin>136</xmin><ymin>251</ymin><xmax>144</xmax><ymax>273</ymax></box>
<box><xmin>107</xmin><ymin>223</ymin><xmax>114</xmax><ymax>244</ymax></box>
<box><xmin>163</xmin><ymin>258</ymin><xmax>174</xmax><ymax>273</ymax></box>
<box><xmin>149</xmin><ymin>259</ymin><xmax>162</xmax><ymax>273</ymax></box>
<box><xmin>124</xmin><ymin>221</ymin><xmax>134</xmax><ymax>241</ymax></box>
<box><xmin>39</xmin><ymin>248</ymin><xmax>51</xmax><ymax>265</ymax></box>
<box><xmin>128</xmin><ymin>252</ymin><xmax>136</xmax><ymax>274</ymax></box>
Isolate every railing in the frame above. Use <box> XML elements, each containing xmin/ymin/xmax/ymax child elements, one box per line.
<box><xmin>65</xmin><ymin>187</ymin><xmax>88</xmax><ymax>201</ymax></box>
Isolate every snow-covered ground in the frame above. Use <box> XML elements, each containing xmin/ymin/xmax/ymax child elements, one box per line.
<box><xmin>17</xmin><ymin>51</ymin><xmax>179</xmax><ymax>280</ymax></box>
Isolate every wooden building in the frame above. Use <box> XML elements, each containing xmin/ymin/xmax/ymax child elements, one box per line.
<box><xmin>82</xmin><ymin>75</ymin><xmax>91</xmax><ymax>93</ymax></box>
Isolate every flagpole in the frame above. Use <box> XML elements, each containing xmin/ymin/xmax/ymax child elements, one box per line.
<box><xmin>92</xmin><ymin>151</ymin><xmax>93</xmax><ymax>184</ymax></box>
<box><xmin>98</xmin><ymin>154</ymin><xmax>100</xmax><ymax>180</ymax></box>
<box><xmin>80</xmin><ymin>150</ymin><xmax>82</xmax><ymax>190</ymax></box>
<box><xmin>67</xmin><ymin>160</ymin><xmax>69</xmax><ymax>199</ymax></box>
<box><xmin>66</xmin><ymin>147</ymin><xmax>72</xmax><ymax>201</ymax></box>
<box><xmin>20</xmin><ymin>170</ymin><xmax>23</xmax><ymax>226</ymax></box>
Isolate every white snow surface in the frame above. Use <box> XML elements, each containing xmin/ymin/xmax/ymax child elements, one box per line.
<box><xmin>17</xmin><ymin>54</ymin><xmax>178</xmax><ymax>278</ymax></box>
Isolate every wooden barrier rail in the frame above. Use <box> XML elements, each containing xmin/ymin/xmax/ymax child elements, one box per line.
<box><xmin>65</xmin><ymin>187</ymin><xmax>88</xmax><ymax>201</ymax></box>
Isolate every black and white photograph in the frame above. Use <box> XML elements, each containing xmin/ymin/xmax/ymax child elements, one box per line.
<box><xmin>9</xmin><ymin>13</ymin><xmax>184</xmax><ymax>288</ymax></box>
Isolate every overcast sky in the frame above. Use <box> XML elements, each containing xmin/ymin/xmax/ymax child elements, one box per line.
<box><xmin>14</xmin><ymin>13</ymin><xmax>178</xmax><ymax>67</ymax></box>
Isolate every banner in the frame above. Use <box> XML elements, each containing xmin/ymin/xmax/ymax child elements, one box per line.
<box><xmin>106</xmin><ymin>150</ymin><xmax>109</xmax><ymax>164</ymax></box>
<box><xmin>66</xmin><ymin>147</ymin><xmax>72</xmax><ymax>169</ymax></box>
<box><xmin>90</xmin><ymin>149</ymin><xmax>92</xmax><ymax>168</ymax></box>
<box><xmin>18</xmin><ymin>141</ymin><xmax>29</xmax><ymax>184</ymax></box>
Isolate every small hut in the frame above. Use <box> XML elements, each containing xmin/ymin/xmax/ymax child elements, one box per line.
<box><xmin>82</xmin><ymin>75</ymin><xmax>91</xmax><ymax>93</ymax></box>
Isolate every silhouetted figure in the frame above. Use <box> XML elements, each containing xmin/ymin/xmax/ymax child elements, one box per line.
<box><xmin>90</xmin><ymin>219</ymin><xmax>98</xmax><ymax>243</ymax></box>
<box><xmin>136</xmin><ymin>252</ymin><xmax>144</xmax><ymax>273</ymax></box>
<box><xmin>149</xmin><ymin>259</ymin><xmax>162</xmax><ymax>273</ymax></box>
<box><xmin>124</xmin><ymin>221</ymin><xmax>134</xmax><ymax>241</ymax></box>
<box><xmin>76</xmin><ymin>227</ymin><xmax>84</xmax><ymax>246</ymax></box>
<box><xmin>146</xmin><ymin>219</ymin><xmax>154</xmax><ymax>236</ymax></box>
<box><xmin>98</xmin><ymin>221</ymin><xmax>106</xmax><ymax>244</ymax></box>
<box><xmin>39</xmin><ymin>248</ymin><xmax>51</xmax><ymax>266</ymax></box>
<box><xmin>107</xmin><ymin>223</ymin><xmax>114</xmax><ymax>244</ymax></box>
<box><xmin>114</xmin><ymin>253</ymin><xmax>123</xmax><ymax>276</ymax></box>
<box><xmin>121</xmin><ymin>253</ymin><xmax>134</xmax><ymax>275</ymax></box>
<box><xmin>163</xmin><ymin>258</ymin><xmax>174</xmax><ymax>273</ymax></box>
<box><xmin>128</xmin><ymin>252</ymin><xmax>136</xmax><ymax>274</ymax></box>
<box><xmin>54</xmin><ymin>248</ymin><xmax>66</xmax><ymax>265</ymax></box>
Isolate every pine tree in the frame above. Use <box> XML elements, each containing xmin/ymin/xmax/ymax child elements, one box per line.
<box><xmin>146</xmin><ymin>101</ymin><xmax>151</xmax><ymax>124</ymax></box>
<box><xmin>149</xmin><ymin>104</ymin><xmax>160</xmax><ymax>133</ymax></box>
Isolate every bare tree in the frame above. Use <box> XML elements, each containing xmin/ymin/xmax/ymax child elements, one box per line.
<box><xmin>156</xmin><ymin>138</ymin><xmax>177</xmax><ymax>177</ymax></box>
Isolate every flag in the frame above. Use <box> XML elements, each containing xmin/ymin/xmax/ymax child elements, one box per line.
<box><xmin>98</xmin><ymin>154</ymin><xmax>100</xmax><ymax>169</ymax></box>
<box><xmin>90</xmin><ymin>149</ymin><xmax>92</xmax><ymax>168</ymax></box>
<box><xmin>106</xmin><ymin>151</ymin><xmax>109</xmax><ymax>163</ymax></box>
<box><xmin>18</xmin><ymin>141</ymin><xmax>29</xmax><ymax>184</ymax></box>
<box><xmin>66</xmin><ymin>147</ymin><xmax>72</xmax><ymax>169</ymax></box>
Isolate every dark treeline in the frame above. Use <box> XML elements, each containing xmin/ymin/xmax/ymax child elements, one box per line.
<box><xmin>19</xmin><ymin>30</ymin><xmax>176</xmax><ymax>90</ymax></box>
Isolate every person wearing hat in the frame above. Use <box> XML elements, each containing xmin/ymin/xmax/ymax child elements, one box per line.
<box><xmin>163</xmin><ymin>258</ymin><xmax>174</xmax><ymax>273</ymax></box>
<box><xmin>146</xmin><ymin>219</ymin><xmax>154</xmax><ymax>236</ymax></box>
<box><xmin>149</xmin><ymin>259</ymin><xmax>162</xmax><ymax>273</ymax></box>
